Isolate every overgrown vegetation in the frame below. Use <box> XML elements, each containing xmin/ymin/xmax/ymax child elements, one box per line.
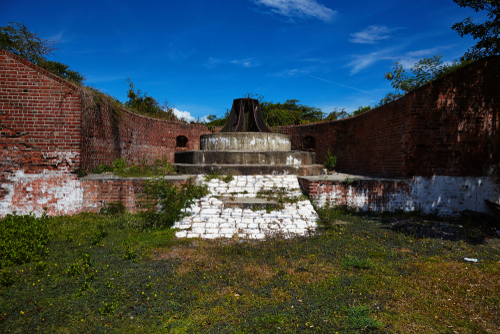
<box><xmin>90</xmin><ymin>156</ymin><xmax>176</xmax><ymax>177</ymax></box>
<box><xmin>256</xmin><ymin>186</ymin><xmax>308</xmax><ymax>211</ymax></box>
<box><xmin>140</xmin><ymin>177</ymin><xmax>209</xmax><ymax>229</ymax></box>
<box><xmin>0</xmin><ymin>213</ymin><xmax>50</xmax><ymax>269</ymax></box>
<box><xmin>323</xmin><ymin>149</ymin><xmax>337</xmax><ymax>171</ymax></box>
<box><xmin>0</xmin><ymin>207</ymin><xmax>498</xmax><ymax>333</ymax></box>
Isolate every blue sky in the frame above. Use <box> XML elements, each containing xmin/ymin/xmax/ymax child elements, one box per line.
<box><xmin>2</xmin><ymin>0</ymin><xmax>483</xmax><ymax>121</ymax></box>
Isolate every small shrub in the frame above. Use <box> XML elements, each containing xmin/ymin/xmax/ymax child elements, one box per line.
<box><xmin>342</xmin><ymin>256</ymin><xmax>373</xmax><ymax>270</ymax></box>
<box><xmin>124</xmin><ymin>246</ymin><xmax>136</xmax><ymax>260</ymax></box>
<box><xmin>205</xmin><ymin>170</ymin><xmax>221</xmax><ymax>182</ymax></box>
<box><xmin>346</xmin><ymin>306</ymin><xmax>382</xmax><ymax>330</ymax></box>
<box><xmin>34</xmin><ymin>261</ymin><xmax>47</xmax><ymax>274</ymax></box>
<box><xmin>0</xmin><ymin>213</ymin><xmax>50</xmax><ymax>268</ymax></box>
<box><xmin>99</xmin><ymin>301</ymin><xmax>118</xmax><ymax>315</ymax></box>
<box><xmin>141</xmin><ymin>177</ymin><xmax>208</xmax><ymax>228</ymax></box>
<box><xmin>100</xmin><ymin>201</ymin><xmax>126</xmax><ymax>215</ymax></box>
<box><xmin>90</xmin><ymin>224</ymin><xmax>108</xmax><ymax>245</ymax></box>
<box><xmin>66</xmin><ymin>262</ymin><xmax>82</xmax><ymax>277</ymax></box>
<box><xmin>0</xmin><ymin>270</ymin><xmax>14</xmax><ymax>287</ymax></box>
<box><xmin>324</xmin><ymin>150</ymin><xmax>337</xmax><ymax>171</ymax></box>
<box><xmin>112</xmin><ymin>158</ymin><xmax>127</xmax><ymax>174</ymax></box>
<box><xmin>223</xmin><ymin>174</ymin><xmax>234</xmax><ymax>183</ymax></box>
<box><xmin>92</xmin><ymin>164</ymin><xmax>112</xmax><ymax>174</ymax></box>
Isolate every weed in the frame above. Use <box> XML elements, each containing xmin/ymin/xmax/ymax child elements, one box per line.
<box><xmin>0</xmin><ymin>212</ymin><xmax>50</xmax><ymax>268</ymax></box>
<box><xmin>100</xmin><ymin>201</ymin><xmax>126</xmax><ymax>215</ymax></box>
<box><xmin>204</xmin><ymin>169</ymin><xmax>222</xmax><ymax>182</ymax></box>
<box><xmin>342</xmin><ymin>256</ymin><xmax>373</xmax><ymax>269</ymax></box>
<box><xmin>90</xmin><ymin>223</ymin><xmax>108</xmax><ymax>245</ymax></box>
<box><xmin>222</xmin><ymin>174</ymin><xmax>234</xmax><ymax>183</ymax></box>
<box><xmin>91</xmin><ymin>164</ymin><xmax>112</xmax><ymax>174</ymax></box>
<box><xmin>0</xmin><ymin>270</ymin><xmax>14</xmax><ymax>287</ymax></box>
<box><xmin>324</xmin><ymin>149</ymin><xmax>337</xmax><ymax>170</ymax></box>
<box><xmin>66</xmin><ymin>262</ymin><xmax>82</xmax><ymax>277</ymax></box>
<box><xmin>34</xmin><ymin>261</ymin><xmax>47</xmax><ymax>274</ymax></box>
<box><xmin>124</xmin><ymin>246</ymin><xmax>137</xmax><ymax>260</ymax></box>
<box><xmin>99</xmin><ymin>301</ymin><xmax>118</xmax><ymax>316</ymax></box>
<box><xmin>346</xmin><ymin>306</ymin><xmax>382</xmax><ymax>330</ymax></box>
<box><xmin>112</xmin><ymin>158</ymin><xmax>127</xmax><ymax>174</ymax></box>
<box><xmin>342</xmin><ymin>175</ymin><xmax>358</xmax><ymax>186</ymax></box>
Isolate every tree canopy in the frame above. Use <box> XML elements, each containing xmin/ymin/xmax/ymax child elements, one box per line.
<box><xmin>452</xmin><ymin>0</ymin><xmax>500</xmax><ymax>60</ymax></box>
<box><xmin>0</xmin><ymin>22</ymin><xmax>84</xmax><ymax>84</ymax></box>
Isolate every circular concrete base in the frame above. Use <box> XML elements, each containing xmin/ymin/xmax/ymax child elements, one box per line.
<box><xmin>200</xmin><ymin>132</ymin><xmax>291</xmax><ymax>151</ymax></box>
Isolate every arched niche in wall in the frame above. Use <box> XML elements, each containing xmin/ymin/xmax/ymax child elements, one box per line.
<box><xmin>302</xmin><ymin>136</ymin><xmax>316</xmax><ymax>151</ymax></box>
<box><xmin>176</xmin><ymin>135</ymin><xmax>188</xmax><ymax>148</ymax></box>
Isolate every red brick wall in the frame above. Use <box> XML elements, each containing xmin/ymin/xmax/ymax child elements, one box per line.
<box><xmin>280</xmin><ymin>57</ymin><xmax>500</xmax><ymax>177</ymax></box>
<box><xmin>80</xmin><ymin>102</ymin><xmax>214</xmax><ymax>171</ymax></box>
<box><xmin>1</xmin><ymin>50</ymin><xmax>82</xmax><ymax>200</ymax></box>
<box><xmin>82</xmin><ymin>178</ymin><xmax>188</xmax><ymax>214</ymax></box>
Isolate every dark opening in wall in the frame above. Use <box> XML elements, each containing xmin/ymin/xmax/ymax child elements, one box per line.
<box><xmin>302</xmin><ymin>136</ymin><xmax>316</xmax><ymax>151</ymax></box>
<box><xmin>176</xmin><ymin>136</ymin><xmax>188</xmax><ymax>148</ymax></box>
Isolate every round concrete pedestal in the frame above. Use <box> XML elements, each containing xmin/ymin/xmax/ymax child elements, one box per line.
<box><xmin>200</xmin><ymin>132</ymin><xmax>291</xmax><ymax>151</ymax></box>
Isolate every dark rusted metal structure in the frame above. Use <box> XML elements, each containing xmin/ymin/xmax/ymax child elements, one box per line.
<box><xmin>220</xmin><ymin>98</ymin><xmax>272</xmax><ymax>133</ymax></box>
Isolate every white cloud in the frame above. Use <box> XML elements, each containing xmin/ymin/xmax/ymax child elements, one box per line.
<box><xmin>347</xmin><ymin>51</ymin><xmax>386</xmax><ymax>75</ymax></box>
<box><xmin>205</xmin><ymin>57</ymin><xmax>221</xmax><ymax>69</ymax></box>
<box><xmin>172</xmin><ymin>108</ymin><xmax>209</xmax><ymax>123</ymax></box>
<box><xmin>231</xmin><ymin>58</ymin><xmax>261</xmax><ymax>67</ymax></box>
<box><xmin>350</xmin><ymin>25</ymin><xmax>397</xmax><ymax>44</ymax></box>
<box><xmin>269</xmin><ymin>68</ymin><xmax>310</xmax><ymax>76</ymax></box>
<box><xmin>253</xmin><ymin>0</ymin><xmax>336</xmax><ymax>22</ymax></box>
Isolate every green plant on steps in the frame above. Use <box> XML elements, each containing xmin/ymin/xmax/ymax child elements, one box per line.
<box><xmin>324</xmin><ymin>149</ymin><xmax>337</xmax><ymax>171</ymax></box>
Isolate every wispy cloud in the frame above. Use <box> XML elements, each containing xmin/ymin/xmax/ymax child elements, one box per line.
<box><xmin>346</xmin><ymin>44</ymin><xmax>455</xmax><ymax>75</ymax></box>
<box><xmin>253</xmin><ymin>0</ymin><xmax>336</xmax><ymax>22</ymax></box>
<box><xmin>204</xmin><ymin>57</ymin><xmax>221</xmax><ymax>69</ymax></box>
<box><xmin>347</xmin><ymin>51</ymin><xmax>388</xmax><ymax>75</ymax></box>
<box><xmin>231</xmin><ymin>58</ymin><xmax>261</xmax><ymax>67</ymax></box>
<box><xmin>269</xmin><ymin>68</ymin><xmax>311</xmax><ymax>77</ymax></box>
<box><xmin>308</xmin><ymin>75</ymin><xmax>378</xmax><ymax>95</ymax></box>
<box><xmin>350</xmin><ymin>25</ymin><xmax>399</xmax><ymax>44</ymax></box>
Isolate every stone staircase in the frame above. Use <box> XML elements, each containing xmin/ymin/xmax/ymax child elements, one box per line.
<box><xmin>173</xmin><ymin>174</ymin><xmax>319</xmax><ymax>239</ymax></box>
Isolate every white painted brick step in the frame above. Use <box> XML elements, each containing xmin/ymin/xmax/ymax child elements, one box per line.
<box><xmin>173</xmin><ymin>175</ymin><xmax>318</xmax><ymax>240</ymax></box>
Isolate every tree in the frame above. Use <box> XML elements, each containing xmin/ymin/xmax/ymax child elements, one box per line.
<box><xmin>0</xmin><ymin>22</ymin><xmax>85</xmax><ymax>84</ymax></box>
<box><xmin>380</xmin><ymin>54</ymin><xmax>473</xmax><ymax>105</ymax></box>
<box><xmin>124</xmin><ymin>78</ymin><xmax>179</xmax><ymax>121</ymax></box>
<box><xmin>352</xmin><ymin>105</ymin><xmax>371</xmax><ymax>116</ymax></box>
<box><xmin>324</xmin><ymin>107</ymin><xmax>350</xmax><ymax>121</ymax></box>
<box><xmin>261</xmin><ymin>99</ymin><xmax>324</xmax><ymax>126</ymax></box>
<box><xmin>452</xmin><ymin>0</ymin><xmax>500</xmax><ymax>60</ymax></box>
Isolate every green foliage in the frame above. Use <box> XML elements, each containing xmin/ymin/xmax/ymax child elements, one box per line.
<box><xmin>100</xmin><ymin>202</ymin><xmax>126</xmax><ymax>216</ymax></box>
<box><xmin>0</xmin><ymin>213</ymin><xmax>50</xmax><ymax>268</ymax></box>
<box><xmin>66</xmin><ymin>262</ymin><xmax>82</xmax><ymax>277</ymax></box>
<box><xmin>125</xmin><ymin>78</ymin><xmax>179</xmax><ymax>121</ymax></box>
<box><xmin>141</xmin><ymin>177</ymin><xmax>209</xmax><ymax>228</ymax></box>
<box><xmin>222</xmin><ymin>174</ymin><xmax>234</xmax><ymax>183</ymax></box>
<box><xmin>324</xmin><ymin>107</ymin><xmax>351</xmax><ymax>121</ymax></box>
<box><xmin>0</xmin><ymin>22</ymin><xmax>84</xmax><ymax>84</ymax></box>
<box><xmin>204</xmin><ymin>169</ymin><xmax>222</xmax><ymax>182</ymax></box>
<box><xmin>0</xmin><ymin>270</ymin><xmax>14</xmax><ymax>287</ymax></box>
<box><xmin>381</xmin><ymin>54</ymin><xmax>475</xmax><ymax>105</ymax></box>
<box><xmin>99</xmin><ymin>301</ymin><xmax>118</xmax><ymax>316</ymax></box>
<box><xmin>352</xmin><ymin>105</ymin><xmax>372</xmax><ymax>116</ymax></box>
<box><xmin>34</xmin><ymin>261</ymin><xmax>47</xmax><ymax>274</ymax></box>
<box><xmin>323</xmin><ymin>150</ymin><xmax>337</xmax><ymax>171</ymax></box>
<box><xmin>91</xmin><ymin>163</ymin><xmax>113</xmax><ymax>174</ymax></box>
<box><xmin>90</xmin><ymin>223</ymin><xmax>108</xmax><ymax>245</ymax></box>
<box><xmin>342</xmin><ymin>175</ymin><xmax>358</xmax><ymax>186</ymax></box>
<box><xmin>346</xmin><ymin>306</ymin><xmax>382</xmax><ymax>330</ymax></box>
<box><xmin>37</xmin><ymin>59</ymin><xmax>85</xmax><ymax>84</ymax></box>
<box><xmin>342</xmin><ymin>256</ymin><xmax>374</xmax><ymax>270</ymax></box>
<box><xmin>261</xmin><ymin>99</ymin><xmax>324</xmax><ymax>126</ymax></box>
<box><xmin>112</xmin><ymin>158</ymin><xmax>127</xmax><ymax>174</ymax></box>
<box><xmin>452</xmin><ymin>0</ymin><xmax>500</xmax><ymax>60</ymax></box>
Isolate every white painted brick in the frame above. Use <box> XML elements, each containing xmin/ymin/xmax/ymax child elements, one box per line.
<box><xmin>200</xmin><ymin>209</ymin><xmax>221</xmax><ymax>215</ymax></box>
<box><xmin>175</xmin><ymin>231</ymin><xmax>187</xmax><ymax>238</ymax></box>
<box><xmin>187</xmin><ymin>233</ymin><xmax>200</xmax><ymax>238</ymax></box>
<box><xmin>220</xmin><ymin>228</ymin><xmax>236</xmax><ymax>234</ymax></box>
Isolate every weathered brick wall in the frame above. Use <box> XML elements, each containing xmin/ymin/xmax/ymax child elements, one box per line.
<box><xmin>281</xmin><ymin>57</ymin><xmax>500</xmax><ymax>177</ymax></box>
<box><xmin>0</xmin><ymin>50</ymin><xmax>82</xmax><ymax>201</ymax></box>
<box><xmin>81</xmin><ymin>177</ymin><xmax>188</xmax><ymax>214</ymax></box>
<box><xmin>80</xmin><ymin>102</ymin><xmax>215</xmax><ymax>171</ymax></box>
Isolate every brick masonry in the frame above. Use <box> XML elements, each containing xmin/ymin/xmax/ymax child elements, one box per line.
<box><xmin>1</xmin><ymin>49</ymin><xmax>499</xmax><ymax>218</ymax></box>
<box><xmin>280</xmin><ymin>57</ymin><xmax>500</xmax><ymax>177</ymax></box>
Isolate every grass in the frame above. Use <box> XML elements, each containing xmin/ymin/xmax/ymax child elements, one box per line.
<box><xmin>0</xmin><ymin>208</ymin><xmax>499</xmax><ymax>333</ymax></box>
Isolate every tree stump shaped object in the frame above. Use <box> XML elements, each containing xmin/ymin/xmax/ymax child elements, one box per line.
<box><xmin>221</xmin><ymin>98</ymin><xmax>272</xmax><ymax>133</ymax></box>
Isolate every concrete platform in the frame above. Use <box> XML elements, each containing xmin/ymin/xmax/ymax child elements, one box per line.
<box><xmin>200</xmin><ymin>132</ymin><xmax>291</xmax><ymax>151</ymax></box>
<box><xmin>173</xmin><ymin>163</ymin><xmax>323</xmax><ymax>176</ymax></box>
<box><xmin>174</xmin><ymin>150</ymin><xmax>315</xmax><ymax>165</ymax></box>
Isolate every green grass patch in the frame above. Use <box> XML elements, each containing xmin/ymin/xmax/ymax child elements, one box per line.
<box><xmin>0</xmin><ymin>206</ymin><xmax>499</xmax><ymax>333</ymax></box>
